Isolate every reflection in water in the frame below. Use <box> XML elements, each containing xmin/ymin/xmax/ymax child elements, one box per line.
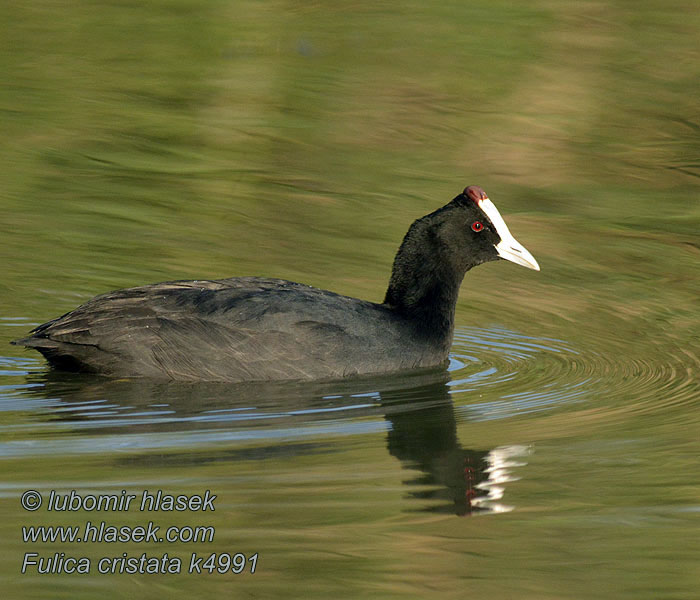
<box><xmin>3</xmin><ymin>364</ymin><xmax>530</xmax><ymax>516</ymax></box>
<box><xmin>380</xmin><ymin>379</ymin><xmax>528</xmax><ymax>515</ymax></box>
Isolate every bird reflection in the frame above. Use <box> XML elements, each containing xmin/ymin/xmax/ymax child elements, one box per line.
<box><xmin>379</xmin><ymin>377</ymin><xmax>527</xmax><ymax>515</ymax></box>
<box><xmin>24</xmin><ymin>369</ymin><xmax>527</xmax><ymax>515</ymax></box>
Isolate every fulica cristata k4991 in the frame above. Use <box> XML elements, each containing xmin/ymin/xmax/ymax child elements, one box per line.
<box><xmin>14</xmin><ymin>186</ymin><xmax>539</xmax><ymax>381</ymax></box>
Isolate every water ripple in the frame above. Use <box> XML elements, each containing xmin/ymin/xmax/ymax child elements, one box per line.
<box><xmin>446</xmin><ymin>326</ymin><xmax>699</xmax><ymax>423</ymax></box>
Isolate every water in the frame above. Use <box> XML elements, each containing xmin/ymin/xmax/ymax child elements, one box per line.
<box><xmin>1</xmin><ymin>1</ymin><xmax>699</xmax><ymax>598</ymax></box>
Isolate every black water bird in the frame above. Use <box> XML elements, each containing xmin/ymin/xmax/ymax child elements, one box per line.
<box><xmin>13</xmin><ymin>186</ymin><xmax>539</xmax><ymax>381</ymax></box>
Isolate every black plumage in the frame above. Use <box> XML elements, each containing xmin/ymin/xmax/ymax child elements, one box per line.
<box><xmin>13</xmin><ymin>186</ymin><xmax>539</xmax><ymax>381</ymax></box>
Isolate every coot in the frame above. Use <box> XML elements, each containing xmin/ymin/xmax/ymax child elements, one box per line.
<box><xmin>13</xmin><ymin>186</ymin><xmax>539</xmax><ymax>381</ymax></box>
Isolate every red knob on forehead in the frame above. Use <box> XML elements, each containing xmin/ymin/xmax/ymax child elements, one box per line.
<box><xmin>464</xmin><ymin>186</ymin><xmax>488</xmax><ymax>203</ymax></box>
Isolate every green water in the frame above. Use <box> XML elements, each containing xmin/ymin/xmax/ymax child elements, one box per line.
<box><xmin>1</xmin><ymin>1</ymin><xmax>699</xmax><ymax>598</ymax></box>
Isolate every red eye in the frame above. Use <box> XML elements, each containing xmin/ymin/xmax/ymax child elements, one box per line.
<box><xmin>471</xmin><ymin>221</ymin><xmax>484</xmax><ymax>232</ymax></box>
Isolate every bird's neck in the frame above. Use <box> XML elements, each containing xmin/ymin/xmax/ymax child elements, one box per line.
<box><xmin>383</xmin><ymin>220</ymin><xmax>467</xmax><ymax>343</ymax></box>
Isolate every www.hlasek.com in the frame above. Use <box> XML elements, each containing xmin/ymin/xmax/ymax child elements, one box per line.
<box><xmin>20</xmin><ymin>489</ymin><xmax>258</xmax><ymax>575</ymax></box>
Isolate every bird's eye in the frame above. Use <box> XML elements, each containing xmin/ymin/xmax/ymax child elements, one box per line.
<box><xmin>471</xmin><ymin>221</ymin><xmax>484</xmax><ymax>232</ymax></box>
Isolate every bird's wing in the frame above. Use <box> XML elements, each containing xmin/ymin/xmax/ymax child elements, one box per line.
<box><xmin>16</xmin><ymin>278</ymin><xmax>378</xmax><ymax>380</ymax></box>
